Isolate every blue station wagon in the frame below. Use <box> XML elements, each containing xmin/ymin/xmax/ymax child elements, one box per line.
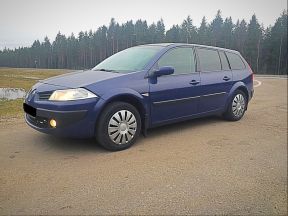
<box><xmin>23</xmin><ymin>43</ymin><xmax>254</xmax><ymax>151</ymax></box>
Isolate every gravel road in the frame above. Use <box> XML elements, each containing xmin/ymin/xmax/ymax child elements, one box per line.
<box><xmin>0</xmin><ymin>77</ymin><xmax>287</xmax><ymax>215</ymax></box>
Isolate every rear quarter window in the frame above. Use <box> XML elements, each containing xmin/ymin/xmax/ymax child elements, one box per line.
<box><xmin>197</xmin><ymin>48</ymin><xmax>221</xmax><ymax>72</ymax></box>
<box><xmin>226</xmin><ymin>52</ymin><xmax>246</xmax><ymax>70</ymax></box>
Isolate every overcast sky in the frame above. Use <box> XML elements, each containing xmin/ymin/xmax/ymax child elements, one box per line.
<box><xmin>0</xmin><ymin>0</ymin><xmax>286</xmax><ymax>50</ymax></box>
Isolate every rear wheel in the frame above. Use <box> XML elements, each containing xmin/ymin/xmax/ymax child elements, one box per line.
<box><xmin>224</xmin><ymin>90</ymin><xmax>247</xmax><ymax>121</ymax></box>
<box><xmin>96</xmin><ymin>102</ymin><xmax>141</xmax><ymax>151</ymax></box>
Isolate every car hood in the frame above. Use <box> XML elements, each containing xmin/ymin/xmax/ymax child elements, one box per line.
<box><xmin>39</xmin><ymin>70</ymin><xmax>124</xmax><ymax>88</ymax></box>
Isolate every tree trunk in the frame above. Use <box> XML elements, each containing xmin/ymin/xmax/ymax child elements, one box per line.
<box><xmin>277</xmin><ymin>35</ymin><xmax>283</xmax><ymax>75</ymax></box>
<box><xmin>256</xmin><ymin>39</ymin><xmax>260</xmax><ymax>73</ymax></box>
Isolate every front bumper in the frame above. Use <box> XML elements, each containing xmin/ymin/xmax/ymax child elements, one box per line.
<box><xmin>24</xmin><ymin>102</ymin><xmax>96</xmax><ymax>138</ymax></box>
<box><xmin>23</xmin><ymin>97</ymin><xmax>101</xmax><ymax>138</ymax></box>
<box><xmin>24</xmin><ymin>103</ymin><xmax>87</xmax><ymax>129</ymax></box>
<box><xmin>23</xmin><ymin>82</ymin><xmax>107</xmax><ymax>138</ymax></box>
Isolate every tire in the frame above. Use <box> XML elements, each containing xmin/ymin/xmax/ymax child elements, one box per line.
<box><xmin>223</xmin><ymin>90</ymin><xmax>247</xmax><ymax>121</ymax></box>
<box><xmin>96</xmin><ymin>102</ymin><xmax>141</xmax><ymax>151</ymax></box>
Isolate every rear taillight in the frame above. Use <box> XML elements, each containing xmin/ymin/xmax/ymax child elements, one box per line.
<box><xmin>248</xmin><ymin>64</ymin><xmax>254</xmax><ymax>81</ymax></box>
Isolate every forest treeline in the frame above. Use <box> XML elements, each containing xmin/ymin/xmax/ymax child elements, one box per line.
<box><xmin>0</xmin><ymin>10</ymin><xmax>287</xmax><ymax>74</ymax></box>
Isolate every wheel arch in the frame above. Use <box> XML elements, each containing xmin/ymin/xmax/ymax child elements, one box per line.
<box><xmin>95</xmin><ymin>89</ymin><xmax>149</xmax><ymax>135</ymax></box>
<box><xmin>236</xmin><ymin>86</ymin><xmax>249</xmax><ymax>101</ymax></box>
<box><xmin>225</xmin><ymin>82</ymin><xmax>249</xmax><ymax>111</ymax></box>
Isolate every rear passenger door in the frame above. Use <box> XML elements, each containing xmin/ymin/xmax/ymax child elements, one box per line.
<box><xmin>196</xmin><ymin>48</ymin><xmax>233</xmax><ymax>113</ymax></box>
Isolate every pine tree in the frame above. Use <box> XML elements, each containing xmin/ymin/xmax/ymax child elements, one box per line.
<box><xmin>180</xmin><ymin>16</ymin><xmax>197</xmax><ymax>43</ymax></box>
<box><xmin>166</xmin><ymin>25</ymin><xmax>181</xmax><ymax>42</ymax></box>
<box><xmin>0</xmin><ymin>12</ymin><xmax>286</xmax><ymax>75</ymax></box>
<box><xmin>198</xmin><ymin>17</ymin><xmax>209</xmax><ymax>45</ymax></box>
<box><xmin>148</xmin><ymin>23</ymin><xmax>157</xmax><ymax>43</ymax></box>
<box><xmin>232</xmin><ymin>19</ymin><xmax>247</xmax><ymax>54</ymax></box>
<box><xmin>245</xmin><ymin>14</ymin><xmax>262</xmax><ymax>72</ymax></box>
<box><xmin>210</xmin><ymin>10</ymin><xmax>224</xmax><ymax>46</ymax></box>
<box><xmin>222</xmin><ymin>17</ymin><xmax>234</xmax><ymax>49</ymax></box>
<box><xmin>155</xmin><ymin>19</ymin><xmax>165</xmax><ymax>43</ymax></box>
<box><xmin>42</xmin><ymin>36</ymin><xmax>52</xmax><ymax>68</ymax></box>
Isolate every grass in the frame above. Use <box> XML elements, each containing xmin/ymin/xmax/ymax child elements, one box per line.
<box><xmin>0</xmin><ymin>99</ymin><xmax>24</xmax><ymax>119</ymax></box>
<box><xmin>0</xmin><ymin>67</ymin><xmax>73</xmax><ymax>119</ymax></box>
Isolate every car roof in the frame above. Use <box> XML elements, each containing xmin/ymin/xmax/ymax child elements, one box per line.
<box><xmin>140</xmin><ymin>43</ymin><xmax>240</xmax><ymax>54</ymax></box>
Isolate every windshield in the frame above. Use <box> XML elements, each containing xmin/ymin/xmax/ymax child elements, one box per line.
<box><xmin>93</xmin><ymin>46</ymin><xmax>162</xmax><ymax>73</ymax></box>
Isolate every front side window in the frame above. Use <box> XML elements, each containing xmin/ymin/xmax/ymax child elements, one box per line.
<box><xmin>197</xmin><ymin>48</ymin><xmax>221</xmax><ymax>72</ymax></box>
<box><xmin>157</xmin><ymin>47</ymin><xmax>196</xmax><ymax>75</ymax></box>
<box><xmin>226</xmin><ymin>52</ymin><xmax>246</xmax><ymax>70</ymax></box>
<box><xmin>93</xmin><ymin>46</ymin><xmax>162</xmax><ymax>73</ymax></box>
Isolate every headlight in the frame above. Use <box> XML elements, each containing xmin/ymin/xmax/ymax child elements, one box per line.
<box><xmin>49</xmin><ymin>88</ymin><xmax>97</xmax><ymax>101</ymax></box>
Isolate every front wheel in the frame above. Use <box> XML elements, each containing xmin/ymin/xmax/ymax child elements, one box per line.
<box><xmin>96</xmin><ymin>102</ymin><xmax>141</xmax><ymax>151</ymax></box>
<box><xmin>224</xmin><ymin>90</ymin><xmax>247</xmax><ymax>121</ymax></box>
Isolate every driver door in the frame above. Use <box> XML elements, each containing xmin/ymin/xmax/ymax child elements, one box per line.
<box><xmin>149</xmin><ymin>47</ymin><xmax>201</xmax><ymax>125</ymax></box>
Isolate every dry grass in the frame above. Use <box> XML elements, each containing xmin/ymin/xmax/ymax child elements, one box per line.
<box><xmin>0</xmin><ymin>67</ymin><xmax>72</xmax><ymax>90</ymax></box>
<box><xmin>0</xmin><ymin>67</ymin><xmax>73</xmax><ymax>119</ymax></box>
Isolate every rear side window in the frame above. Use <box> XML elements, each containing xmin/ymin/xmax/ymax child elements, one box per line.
<box><xmin>158</xmin><ymin>47</ymin><xmax>196</xmax><ymax>74</ymax></box>
<box><xmin>219</xmin><ymin>52</ymin><xmax>230</xmax><ymax>70</ymax></box>
<box><xmin>197</xmin><ymin>48</ymin><xmax>221</xmax><ymax>72</ymax></box>
<box><xmin>226</xmin><ymin>52</ymin><xmax>246</xmax><ymax>70</ymax></box>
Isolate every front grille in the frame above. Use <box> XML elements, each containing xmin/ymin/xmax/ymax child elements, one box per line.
<box><xmin>38</xmin><ymin>92</ymin><xmax>52</xmax><ymax>100</ymax></box>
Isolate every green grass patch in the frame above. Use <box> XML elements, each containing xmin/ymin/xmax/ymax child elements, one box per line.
<box><xmin>0</xmin><ymin>99</ymin><xmax>24</xmax><ymax>119</ymax></box>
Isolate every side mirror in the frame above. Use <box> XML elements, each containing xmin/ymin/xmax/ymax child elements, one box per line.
<box><xmin>153</xmin><ymin>66</ymin><xmax>174</xmax><ymax>77</ymax></box>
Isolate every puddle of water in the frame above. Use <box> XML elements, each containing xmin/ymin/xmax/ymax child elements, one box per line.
<box><xmin>0</xmin><ymin>88</ymin><xmax>27</xmax><ymax>100</ymax></box>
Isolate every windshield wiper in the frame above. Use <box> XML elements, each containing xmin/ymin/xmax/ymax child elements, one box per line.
<box><xmin>94</xmin><ymin>68</ymin><xmax>118</xmax><ymax>73</ymax></box>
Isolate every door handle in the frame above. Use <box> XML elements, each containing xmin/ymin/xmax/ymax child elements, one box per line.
<box><xmin>223</xmin><ymin>76</ymin><xmax>231</xmax><ymax>81</ymax></box>
<box><xmin>190</xmin><ymin>80</ymin><xmax>200</xmax><ymax>85</ymax></box>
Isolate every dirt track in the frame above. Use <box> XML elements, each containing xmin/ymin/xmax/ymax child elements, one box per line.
<box><xmin>0</xmin><ymin>77</ymin><xmax>287</xmax><ymax>215</ymax></box>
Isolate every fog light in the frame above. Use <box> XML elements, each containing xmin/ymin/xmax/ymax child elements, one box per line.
<box><xmin>50</xmin><ymin>119</ymin><xmax>57</xmax><ymax>128</ymax></box>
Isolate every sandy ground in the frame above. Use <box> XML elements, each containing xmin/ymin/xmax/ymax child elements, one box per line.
<box><xmin>0</xmin><ymin>77</ymin><xmax>287</xmax><ymax>215</ymax></box>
